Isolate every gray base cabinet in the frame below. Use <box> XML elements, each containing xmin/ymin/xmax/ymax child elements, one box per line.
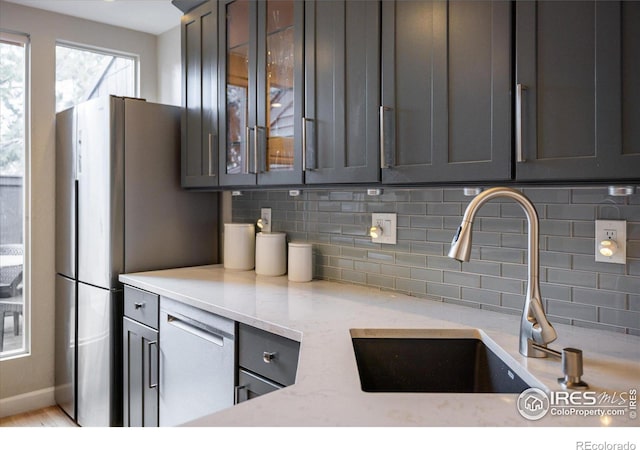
<box><xmin>123</xmin><ymin>318</ymin><xmax>159</xmax><ymax>427</ymax></box>
<box><xmin>123</xmin><ymin>286</ymin><xmax>238</xmax><ymax>426</ymax></box>
<box><xmin>235</xmin><ymin>323</ymin><xmax>300</xmax><ymax>403</ymax></box>
<box><xmin>123</xmin><ymin>287</ymin><xmax>159</xmax><ymax>427</ymax></box>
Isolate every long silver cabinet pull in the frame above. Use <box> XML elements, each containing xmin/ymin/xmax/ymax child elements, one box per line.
<box><xmin>148</xmin><ymin>340</ymin><xmax>158</xmax><ymax>389</ymax></box>
<box><xmin>379</xmin><ymin>106</ymin><xmax>394</xmax><ymax>169</ymax></box>
<box><xmin>254</xmin><ymin>126</ymin><xmax>266</xmax><ymax>174</ymax></box>
<box><xmin>515</xmin><ymin>84</ymin><xmax>526</xmax><ymax>163</ymax></box>
<box><xmin>253</xmin><ymin>126</ymin><xmax>259</xmax><ymax>174</ymax></box>
<box><xmin>166</xmin><ymin>314</ymin><xmax>224</xmax><ymax>347</ymax></box>
<box><xmin>244</xmin><ymin>126</ymin><xmax>252</xmax><ymax>174</ymax></box>
<box><xmin>302</xmin><ymin>117</ymin><xmax>315</xmax><ymax>171</ymax></box>
<box><xmin>207</xmin><ymin>132</ymin><xmax>216</xmax><ymax>177</ymax></box>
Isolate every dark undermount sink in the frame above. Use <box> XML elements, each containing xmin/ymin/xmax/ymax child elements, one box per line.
<box><xmin>350</xmin><ymin>328</ymin><xmax>539</xmax><ymax>394</ymax></box>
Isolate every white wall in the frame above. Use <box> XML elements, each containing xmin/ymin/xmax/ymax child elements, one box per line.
<box><xmin>0</xmin><ymin>0</ymin><xmax>162</xmax><ymax>408</ymax></box>
<box><xmin>157</xmin><ymin>25</ymin><xmax>182</xmax><ymax>106</ymax></box>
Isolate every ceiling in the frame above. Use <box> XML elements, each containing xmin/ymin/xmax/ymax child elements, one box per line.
<box><xmin>4</xmin><ymin>0</ymin><xmax>183</xmax><ymax>35</ymax></box>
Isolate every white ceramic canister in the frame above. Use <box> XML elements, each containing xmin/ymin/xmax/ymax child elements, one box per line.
<box><xmin>288</xmin><ymin>242</ymin><xmax>313</xmax><ymax>282</ymax></box>
<box><xmin>255</xmin><ymin>232</ymin><xmax>287</xmax><ymax>276</ymax></box>
<box><xmin>223</xmin><ymin>223</ymin><xmax>255</xmax><ymax>270</ymax></box>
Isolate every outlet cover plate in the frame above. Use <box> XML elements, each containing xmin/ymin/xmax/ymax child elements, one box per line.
<box><xmin>595</xmin><ymin>220</ymin><xmax>626</xmax><ymax>264</ymax></box>
<box><xmin>371</xmin><ymin>213</ymin><xmax>397</xmax><ymax>244</ymax></box>
<box><xmin>260</xmin><ymin>208</ymin><xmax>272</xmax><ymax>233</ymax></box>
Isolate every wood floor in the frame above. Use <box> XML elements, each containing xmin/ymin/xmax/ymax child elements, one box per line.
<box><xmin>0</xmin><ymin>406</ymin><xmax>77</xmax><ymax>427</ymax></box>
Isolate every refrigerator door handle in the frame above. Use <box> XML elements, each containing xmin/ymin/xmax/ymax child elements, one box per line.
<box><xmin>76</xmin><ymin>130</ymin><xmax>82</xmax><ymax>179</ymax></box>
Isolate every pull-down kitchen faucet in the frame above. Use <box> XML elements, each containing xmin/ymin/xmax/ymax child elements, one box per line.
<box><xmin>448</xmin><ymin>187</ymin><xmax>557</xmax><ymax>358</ymax></box>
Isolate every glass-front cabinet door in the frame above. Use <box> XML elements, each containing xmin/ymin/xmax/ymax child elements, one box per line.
<box><xmin>219</xmin><ymin>0</ymin><xmax>303</xmax><ymax>186</ymax></box>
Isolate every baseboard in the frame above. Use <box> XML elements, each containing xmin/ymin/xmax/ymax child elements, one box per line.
<box><xmin>0</xmin><ymin>386</ymin><xmax>56</xmax><ymax>418</ymax></box>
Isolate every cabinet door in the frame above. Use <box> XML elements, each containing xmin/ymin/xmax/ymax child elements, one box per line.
<box><xmin>123</xmin><ymin>317</ymin><xmax>158</xmax><ymax>427</ymax></box>
<box><xmin>256</xmin><ymin>0</ymin><xmax>305</xmax><ymax>185</ymax></box>
<box><xmin>219</xmin><ymin>0</ymin><xmax>304</xmax><ymax>186</ymax></box>
<box><xmin>219</xmin><ymin>0</ymin><xmax>258</xmax><ymax>186</ymax></box>
<box><xmin>622</xmin><ymin>1</ymin><xmax>640</xmax><ymax>172</ymax></box>
<box><xmin>381</xmin><ymin>0</ymin><xmax>511</xmax><ymax>184</ymax></box>
<box><xmin>181</xmin><ymin>0</ymin><xmax>219</xmax><ymax>188</ymax></box>
<box><xmin>304</xmin><ymin>0</ymin><xmax>380</xmax><ymax>184</ymax></box>
<box><xmin>516</xmin><ymin>1</ymin><xmax>639</xmax><ymax>180</ymax></box>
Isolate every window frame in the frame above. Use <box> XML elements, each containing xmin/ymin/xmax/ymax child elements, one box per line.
<box><xmin>0</xmin><ymin>30</ymin><xmax>31</xmax><ymax>360</ymax></box>
<box><xmin>55</xmin><ymin>40</ymin><xmax>140</xmax><ymax>112</ymax></box>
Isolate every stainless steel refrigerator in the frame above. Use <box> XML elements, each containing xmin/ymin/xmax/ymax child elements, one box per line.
<box><xmin>54</xmin><ymin>96</ymin><xmax>218</xmax><ymax>427</ymax></box>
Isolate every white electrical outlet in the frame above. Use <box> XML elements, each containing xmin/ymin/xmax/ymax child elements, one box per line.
<box><xmin>260</xmin><ymin>208</ymin><xmax>272</xmax><ymax>233</ymax></box>
<box><xmin>595</xmin><ymin>220</ymin><xmax>626</xmax><ymax>264</ymax></box>
<box><xmin>371</xmin><ymin>213</ymin><xmax>397</xmax><ymax>244</ymax></box>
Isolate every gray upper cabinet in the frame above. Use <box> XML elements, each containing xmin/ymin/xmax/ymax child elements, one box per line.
<box><xmin>181</xmin><ymin>0</ymin><xmax>219</xmax><ymax>188</ymax></box>
<box><xmin>515</xmin><ymin>0</ymin><xmax>640</xmax><ymax>181</ymax></box>
<box><xmin>381</xmin><ymin>0</ymin><xmax>511</xmax><ymax>184</ymax></box>
<box><xmin>623</xmin><ymin>1</ymin><xmax>640</xmax><ymax>168</ymax></box>
<box><xmin>303</xmin><ymin>0</ymin><xmax>381</xmax><ymax>184</ymax></box>
<box><xmin>219</xmin><ymin>0</ymin><xmax>304</xmax><ymax>187</ymax></box>
<box><xmin>180</xmin><ymin>0</ymin><xmax>638</xmax><ymax>187</ymax></box>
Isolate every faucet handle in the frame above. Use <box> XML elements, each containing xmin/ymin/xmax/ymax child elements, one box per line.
<box><xmin>558</xmin><ymin>348</ymin><xmax>589</xmax><ymax>390</ymax></box>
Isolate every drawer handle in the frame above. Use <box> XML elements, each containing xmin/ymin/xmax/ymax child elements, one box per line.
<box><xmin>262</xmin><ymin>351</ymin><xmax>277</xmax><ymax>364</ymax></box>
<box><xmin>235</xmin><ymin>385</ymin><xmax>248</xmax><ymax>404</ymax></box>
<box><xmin>134</xmin><ymin>302</ymin><xmax>145</xmax><ymax>310</ymax></box>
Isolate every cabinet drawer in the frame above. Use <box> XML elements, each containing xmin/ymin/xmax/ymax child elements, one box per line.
<box><xmin>124</xmin><ymin>286</ymin><xmax>159</xmax><ymax>329</ymax></box>
<box><xmin>235</xmin><ymin>369</ymin><xmax>281</xmax><ymax>404</ymax></box>
<box><xmin>238</xmin><ymin>324</ymin><xmax>300</xmax><ymax>387</ymax></box>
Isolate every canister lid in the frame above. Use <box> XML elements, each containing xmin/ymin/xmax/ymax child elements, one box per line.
<box><xmin>289</xmin><ymin>242</ymin><xmax>311</xmax><ymax>248</ymax></box>
<box><xmin>224</xmin><ymin>223</ymin><xmax>254</xmax><ymax>228</ymax></box>
<box><xmin>256</xmin><ymin>231</ymin><xmax>286</xmax><ymax>238</ymax></box>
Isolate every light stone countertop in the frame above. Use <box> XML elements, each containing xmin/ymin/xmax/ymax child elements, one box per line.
<box><xmin>119</xmin><ymin>265</ymin><xmax>640</xmax><ymax>427</ymax></box>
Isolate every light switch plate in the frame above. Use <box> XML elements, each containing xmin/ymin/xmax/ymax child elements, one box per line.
<box><xmin>260</xmin><ymin>208</ymin><xmax>272</xmax><ymax>233</ymax></box>
<box><xmin>371</xmin><ymin>213</ymin><xmax>397</xmax><ymax>244</ymax></box>
<box><xmin>595</xmin><ymin>220</ymin><xmax>626</xmax><ymax>264</ymax></box>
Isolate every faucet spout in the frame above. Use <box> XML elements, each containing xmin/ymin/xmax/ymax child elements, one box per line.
<box><xmin>449</xmin><ymin>187</ymin><xmax>557</xmax><ymax>357</ymax></box>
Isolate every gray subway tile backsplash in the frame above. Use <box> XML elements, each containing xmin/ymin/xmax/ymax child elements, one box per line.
<box><xmin>232</xmin><ymin>186</ymin><xmax>640</xmax><ymax>335</ymax></box>
<box><xmin>547</xmin><ymin>268</ymin><xmax>598</xmax><ymax>288</ymax></box>
<box><xmin>546</xmin><ymin>299</ymin><xmax>598</xmax><ymax>322</ymax></box>
<box><xmin>573</xmin><ymin>288</ymin><xmax>627</xmax><ymax>310</ymax></box>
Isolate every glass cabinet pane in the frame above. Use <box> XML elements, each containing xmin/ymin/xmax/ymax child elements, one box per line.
<box><xmin>265</xmin><ymin>0</ymin><xmax>294</xmax><ymax>172</ymax></box>
<box><xmin>226</xmin><ymin>0</ymin><xmax>250</xmax><ymax>175</ymax></box>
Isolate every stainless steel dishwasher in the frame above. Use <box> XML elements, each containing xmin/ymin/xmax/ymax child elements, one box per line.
<box><xmin>159</xmin><ymin>297</ymin><xmax>235</xmax><ymax>426</ymax></box>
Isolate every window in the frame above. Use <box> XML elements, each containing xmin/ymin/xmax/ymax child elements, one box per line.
<box><xmin>0</xmin><ymin>32</ymin><xmax>29</xmax><ymax>358</ymax></box>
<box><xmin>55</xmin><ymin>43</ymin><xmax>138</xmax><ymax>112</ymax></box>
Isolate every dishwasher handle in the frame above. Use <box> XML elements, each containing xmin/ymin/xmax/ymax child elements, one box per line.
<box><xmin>166</xmin><ymin>314</ymin><xmax>225</xmax><ymax>347</ymax></box>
